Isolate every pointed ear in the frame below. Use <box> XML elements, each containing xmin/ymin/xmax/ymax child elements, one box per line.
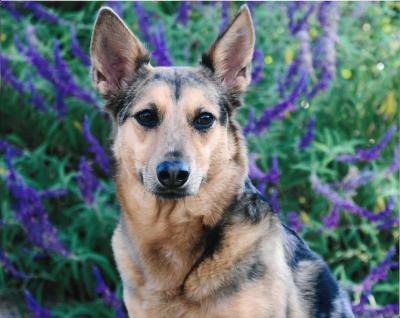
<box><xmin>90</xmin><ymin>7</ymin><xmax>149</xmax><ymax>98</ymax></box>
<box><xmin>201</xmin><ymin>5</ymin><xmax>255</xmax><ymax>92</ymax></box>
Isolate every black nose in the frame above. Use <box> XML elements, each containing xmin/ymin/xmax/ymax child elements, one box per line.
<box><xmin>156</xmin><ymin>161</ymin><xmax>190</xmax><ymax>188</ymax></box>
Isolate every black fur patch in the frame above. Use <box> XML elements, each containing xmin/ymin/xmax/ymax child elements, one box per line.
<box><xmin>283</xmin><ymin>225</ymin><xmax>318</xmax><ymax>269</ymax></box>
<box><xmin>216</xmin><ymin>251</ymin><xmax>266</xmax><ymax>299</ymax></box>
<box><xmin>225</xmin><ymin>179</ymin><xmax>272</xmax><ymax>224</ymax></box>
<box><xmin>313</xmin><ymin>265</ymin><xmax>339</xmax><ymax>317</ymax></box>
<box><xmin>200</xmin><ymin>53</ymin><xmax>215</xmax><ymax>73</ymax></box>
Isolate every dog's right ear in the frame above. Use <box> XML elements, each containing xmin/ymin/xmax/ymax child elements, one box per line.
<box><xmin>90</xmin><ymin>7</ymin><xmax>149</xmax><ymax>98</ymax></box>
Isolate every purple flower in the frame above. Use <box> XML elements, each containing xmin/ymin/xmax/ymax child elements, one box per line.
<box><xmin>307</xmin><ymin>2</ymin><xmax>339</xmax><ymax>99</ymax></box>
<box><xmin>92</xmin><ymin>266</ymin><xmax>127</xmax><ymax>318</ymax></box>
<box><xmin>243</xmin><ymin>109</ymin><xmax>255</xmax><ymax>135</ymax></box>
<box><xmin>219</xmin><ymin>2</ymin><xmax>229</xmax><ymax>32</ymax></box>
<box><xmin>322</xmin><ymin>204</ymin><xmax>340</xmax><ymax>229</ymax></box>
<box><xmin>0</xmin><ymin>249</ymin><xmax>27</xmax><ymax>279</ymax></box>
<box><xmin>1</xmin><ymin>1</ymin><xmax>22</xmax><ymax>21</ymax></box>
<box><xmin>287</xmin><ymin>2</ymin><xmax>315</xmax><ymax>35</ymax></box>
<box><xmin>106</xmin><ymin>1</ymin><xmax>123</xmax><ymax>17</ymax></box>
<box><xmin>353</xmin><ymin>303</ymin><xmax>399</xmax><ymax>318</ymax></box>
<box><xmin>266</xmin><ymin>155</ymin><xmax>280</xmax><ymax>185</ymax></box>
<box><xmin>4</xmin><ymin>159</ymin><xmax>69</xmax><ymax>256</ymax></box>
<box><xmin>132</xmin><ymin>3</ymin><xmax>172</xmax><ymax>66</ymax></box>
<box><xmin>387</xmin><ymin>144</ymin><xmax>400</xmax><ymax>175</ymax></box>
<box><xmin>38</xmin><ymin>188</ymin><xmax>67</xmax><ymax>199</ymax></box>
<box><xmin>269</xmin><ymin>188</ymin><xmax>280</xmax><ymax>213</ymax></box>
<box><xmin>311</xmin><ymin>173</ymin><xmax>397</xmax><ymax>228</ymax></box>
<box><xmin>336</xmin><ymin>125</ymin><xmax>397</xmax><ymax>162</ymax></box>
<box><xmin>362</xmin><ymin>247</ymin><xmax>396</xmax><ymax>295</ymax></box>
<box><xmin>298</xmin><ymin>115</ymin><xmax>315</xmax><ymax>149</ymax></box>
<box><xmin>287</xmin><ymin>211</ymin><xmax>303</xmax><ymax>232</ymax></box>
<box><xmin>53</xmin><ymin>39</ymin><xmax>74</xmax><ymax>85</ymax></box>
<box><xmin>287</xmin><ymin>3</ymin><xmax>315</xmax><ymax>78</ymax></box>
<box><xmin>27</xmin><ymin>73</ymin><xmax>47</xmax><ymax>112</ymax></box>
<box><xmin>76</xmin><ymin>157</ymin><xmax>99</xmax><ymax>206</ymax></box>
<box><xmin>0</xmin><ymin>140</ymin><xmax>23</xmax><ymax>158</ymax></box>
<box><xmin>82</xmin><ymin>116</ymin><xmax>111</xmax><ymax>175</ymax></box>
<box><xmin>248</xmin><ymin>154</ymin><xmax>279</xmax><ymax>191</ymax></box>
<box><xmin>133</xmin><ymin>2</ymin><xmax>152</xmax><ymax>43</ymax></box>
<box><xmin>24</xmin><ymin>290</ymin><xmax>52</xmax><ymax>318</ymax></box>
<box><xmin>252</xmin><ymin>70</ymin><xmax>307</xmax><ymax>134</ymax></box>
<box><xmin>0</xmin><ymin>54</ymin><xmax>26</xmax><ymax>93</ymax></box>
<box><xmin>352</xmin><ymin>247</ymin><xmax>398</xmax><ymax>316</ymax></box>
<box><xmin>176</xmin><ymin>1</ymin><xmax>190</xmax><ymax>25</ymax></box>
<box><xmin>24</xmin><ymin>2</ymin><xmax>61</xmax><ymax>24</ymax></box>
<box><xmin>278</xmin><ymin>57</ymin><xmax>301</xmax><ymax>98</ymax></box>
<box><xmin>150</xmin><ymin>22</ymin><xmax>173</xmax><ymax>66</ymax></box>
<box><xmin>335</xmin><ymin>169</ymin><xmax>377</xmax><ymax>192</ymax></box>
<box><xmin>17</xmin><ymin>33</ymin><xmax>57</xmax><ymax>84</ymax></box>
<box><xmin>251</xmin><ymin>48</ymin><xmax>264</xmax><ymax>83</ymax></box>
<box><xmin>70</xmin><ymin>27</ymin><xmax>91</xmax><ymax>67</ymax></box>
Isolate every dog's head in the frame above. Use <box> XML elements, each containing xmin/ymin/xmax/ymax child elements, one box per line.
<box><xmin>90</xmin><ymin>5</ymin><xmax>254</xmax><ymax>200</ymax></box>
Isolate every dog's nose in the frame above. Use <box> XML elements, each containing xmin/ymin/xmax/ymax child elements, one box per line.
<box><xmin>156</xmin><ymin>161</ymin><xmax>190</xmax><ymax>188</ymax></box>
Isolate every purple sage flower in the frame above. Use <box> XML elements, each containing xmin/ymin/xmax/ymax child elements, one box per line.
<box><xmin>353</xmin><ymin>303</ymin><xmax>400</xmax><ymax>318</ymax></box>
<box><xmin>307</xmin><ymin>2</ymin><xmax>339</xmax><ymax>99</ymax></box>
<box><xmin>266</xmin><ymin>155</ymin><xmax>280</xmax><ymax>185</ymax></box>
<box><xmin>352</xmin><ymin>247</ymin><xmax>398</xmax><ymax>316</ymax></box>
<box><xmin>1</xmin><ymin>1</ymin><xmax>22</xmax><ymax>21</ymax></box>
<box><xmin>176</xmin><ymin>1</ymin><xmax>190</xmax><ymax>25</ymax></box>
<box><xmin>336</xmin><ymin>125</ymin><xmax>397</xmax><ymax>162</ymax></box>
<box><xmin>106</xmin><ymin>1</ymin><xmax>123</xmax><ymax>17</ymax></box>
<box><xmin>269</xmin><ymin>188</ymin><xmax>280</xmax><ymax>213</ymax></box>
<box><xmin>252</xmin><ymin>70</ymin><xmax>307</xmax><ymax>134</ymax></box>
<box><xmin>76</xmin><ymin>157</ymin><xmax>100</xmax><ymax>205</ymax></box>
<box><xmin>298</xmin><ymin>115</ymin><xmax>315</xmax><ymax>149</ymax></box>
<box><xmin>387</xmin><ymin>144</ymin><xmax>400</xmax><ymax>175</ymax></box>
<box><xmin>24</xmin><ymin>290</ymin><xmax>52</xmax><ymax>318</ymax></box>
<box><xmin>133</xmin><ymin>2</ymin><xmax>152</xmax><ymax>43</ymax></box>
<box><xmin>38</xmin><ymin>188</ymin><xmax>67</xmax><ymax>199</ymax></box>
<box><xmin>335</xmin><ymin>168</ymin><xmax>377</xmax><ymax>192</ymax></box>
<box><xmin>24</xmin><ymin>2</ymin><xmax>61</xmax><ymax>24</ymax></box>
<box><xmin>311</xmin><ymin>173</ymin><xmax>397</xmax><ymax>228</ymax></box>
<box><xmin>150</xmin><ymin>22</ymin><xmax>173</xmax><ymax>66</ymax></box>
<box><xmin>0</xmin><ymin>140</ymin><xmax>23</xmax><ymax>158</ymax></box>
<box><xmin>0</xmin><ymin>54</ymin><xmax>26</xmax><ymax>93</ymax></box>
<box><xmin>287</xmin><ymin>211</ymin><xmax>304</xmax><ymax>232</ymax></box>
<box><xmin>82</xmin><ymin>116</ymin><xmax>111</xmax><ymax>175</ymax></box>
<box><xmin>0</xmin><ymin>249</ymin><xmax>27</xmax><ymax>279</ymax></box>
<box><xmin>219</xmin><ymin>2</ymin><xmax>229</xmax><ymax>32</ymax></box>
<box><xmin>4</xmin><ymin>157</ymin><xmax>68</xmax><ymax>257</ymax></box>
<box><xmin>92</xmin><ymin>266</ymin><xmax>127</xmax><ymax>318</ymax></box>
<box><xmin>70</xmin><ymin>27</ymin><xmax>91</xmax><ymax>67</ymax></box>
<box><xmin>251</xmin><ymin>48</ymin><xmax>264</xmax><ymax>83</ymax></box>
<box><xmin>27</xmin><ymin>73</ymin><xmax>47</xmax><ymax>112</ymax></box>
<box><xmin>322</xmin><ymin>204</ymin><xmax>340</xmax><ymax>229</ymax></box>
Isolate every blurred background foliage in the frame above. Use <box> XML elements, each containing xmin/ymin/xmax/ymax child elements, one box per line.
<box><xmin>0</xmin><ymin>1</ymin><xmax>399</xmax><ymax>317</ymax></box>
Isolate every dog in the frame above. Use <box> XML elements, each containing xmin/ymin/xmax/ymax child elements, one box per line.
<box><xmin>89</xmin><ymin>5</ymin><xmax>354</xmax><ymax>318</ymax></box>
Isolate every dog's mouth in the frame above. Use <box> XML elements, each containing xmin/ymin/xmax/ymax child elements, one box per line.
<box><xmin>153</xmin><ymin>187</ymin><xmax>192</xmax><ymax>200</ymax></box>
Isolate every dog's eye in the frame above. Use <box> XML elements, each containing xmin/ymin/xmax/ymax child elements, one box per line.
<box><xmin>193</xmin><ymin>112</ymin><xmax>215</xmax><ymax>130</ymax></box>
<box><xmin>134</xmin><ymin>109</ymin><xmax>159</xmax><ymax>128</ymax></box>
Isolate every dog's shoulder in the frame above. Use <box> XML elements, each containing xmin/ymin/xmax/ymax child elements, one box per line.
<box><xmin>282</xmin><ymin>224</ymin><xmax>354</xmax><ymax>318</ymax></box>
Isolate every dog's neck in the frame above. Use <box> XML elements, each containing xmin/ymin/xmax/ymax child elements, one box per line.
<box><xmin>114</xmin><ymin>130</ymin><xmax>247</xmax><ymax>291</ymax></box>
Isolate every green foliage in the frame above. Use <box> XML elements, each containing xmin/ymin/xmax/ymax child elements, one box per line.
<box><xmin>0</xmin><ymin>2</ymin><xmax>398</xmax><ymax>316</ymax></box>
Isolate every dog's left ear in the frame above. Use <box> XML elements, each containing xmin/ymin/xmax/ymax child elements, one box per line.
<box><xmin>201</xmin><ymin>5</ymin><xmax>255</xmax><ymax>92</ymax></box>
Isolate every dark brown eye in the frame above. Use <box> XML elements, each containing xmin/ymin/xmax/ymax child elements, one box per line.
<box><xmin>193</xmin><ymin>112</ymin><xmax>215</xmax><ymax>130</ymax></box>
<box><xmin>134</xmin><ymin>109</ymin><xmax>159</xmax><ymax>128</ymax></box>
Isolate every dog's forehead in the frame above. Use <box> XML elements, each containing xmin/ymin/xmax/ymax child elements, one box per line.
<box><xmin>139</xmin><ymin>66</ymin><xmax>219</xmax><ymax>101</ymax></box>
